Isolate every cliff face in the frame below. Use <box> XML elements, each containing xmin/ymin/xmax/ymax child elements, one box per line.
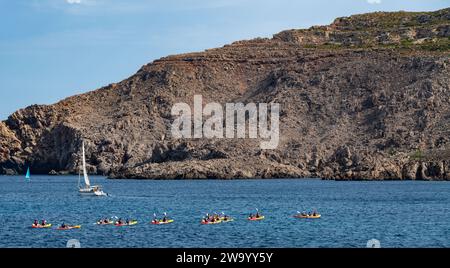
<box><xmin>1</xmin><ymin>8</ymin><xmax>450</xmax><ymax>180</ymax></box>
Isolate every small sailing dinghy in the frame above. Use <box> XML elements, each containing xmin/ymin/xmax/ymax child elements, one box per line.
<box><xmin>78</xmin><ymin>141</ymin><xmax>107</xmax><ymax>197</ymax></box>
<box><xmin>25</xmin><ymin>167</ymin><xmax>31</xmax><ymax>182</ymax></box>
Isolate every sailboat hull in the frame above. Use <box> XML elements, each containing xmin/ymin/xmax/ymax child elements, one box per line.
<box><xmin>79</xmin><ymin>186</ymin><xmax>107</xmax><ymax>196</ymax></box>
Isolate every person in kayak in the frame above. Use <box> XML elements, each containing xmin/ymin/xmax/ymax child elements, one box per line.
<box><xmin>203</xmin><ymin>213</ymin><xmax>212</xmax><ymax>223</ymax></box>
<box><xmin>151</xmin><ymin>214</ymin><xmax>159</xmax><ymax>224</ymax></box>
<box><xmin>41</xmin><ymin>219</ymin><xmax>47</xmax><ymax>226</ymax></box>
<box><xmin>33</xmin><ymin>220</ymin><xmax>38</xmax><ymax>226</ymax></box>
<box><xmin>117</xmin><ymin>218</ymin><xmax>123</xmax><ymax>225</ymax></box>
<box><xmin>60</xmin><ymin>223</ymin><xmax>66</xmax><ymax>229</ymax></box>
<box><xmin>202</xmin><ymin>217</ymin><xmax>209</xmax><ymax>224</ymax></box>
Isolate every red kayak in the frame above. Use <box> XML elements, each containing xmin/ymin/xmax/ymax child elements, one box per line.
<box><xmin>56</xmin><ymin>225</ymin><xmax>81</xmax><ymax>230</ymax></box>
<box><xmin>248</xmin><ymin>216</ymin><xmax>265</xmax><ymax>221</ymax></box>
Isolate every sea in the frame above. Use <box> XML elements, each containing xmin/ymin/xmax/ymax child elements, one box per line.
<box><xmin>0</xmin><ymin>176</ymin><xmax>448</xmax><ymax>248</ymax></box>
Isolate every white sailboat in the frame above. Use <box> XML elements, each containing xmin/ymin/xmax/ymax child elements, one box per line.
<box><xmin>78</xmin><ymin>141</ymin><xmax>107</xmax><ymax>197</ymax></box>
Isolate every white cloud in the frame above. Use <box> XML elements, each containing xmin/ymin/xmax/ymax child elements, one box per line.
<box><xmin>367</xmin><ymin>0</ymin><xmax>382</xmax><ymax>4</ymax></box>
<box><xmin>67</xmin><ymin>0</ymin><xmax>82</xmax><ymax>4</ymax></box>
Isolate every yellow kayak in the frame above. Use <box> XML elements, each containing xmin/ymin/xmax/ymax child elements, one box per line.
<box><xmin>32</xmin><ymin>224</ymin><xmax>52</xmax><ymax>229</ymax></box>
<box><xmin>294</xmin><ymin>214</ymin><xmax>321</xmax><ymax>219</ymax></box>
<box><xmin>115</xmin><ymin>221</ymin><xmax>138</xmax><ymax>226</ymax></box>
<box><xmin>57</xmin><ymin>225</ymin><xmax>81</xmax><ymax>230</ymax></box>
<box><xmin>152</xmin><ymin>219</ymin><xmax>174</xmax><ymax>225</ymax></box>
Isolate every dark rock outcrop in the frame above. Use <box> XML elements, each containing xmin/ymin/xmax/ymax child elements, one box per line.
<box><xmin>1</xmin><ymin>8</ymin><xmax>450</xmax><ymax>180</ymax></box>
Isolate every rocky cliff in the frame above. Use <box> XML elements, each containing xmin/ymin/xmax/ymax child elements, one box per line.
<box><xmin>1</xmin><ymin>8</ymin><xmax>450</xmax><ymax>180</ymax></box>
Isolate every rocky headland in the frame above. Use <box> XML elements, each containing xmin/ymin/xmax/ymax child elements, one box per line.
<box><xmin>1</xmin><ymin>8</ymin><xmax>450</xmax><ymax>180</ymax></box>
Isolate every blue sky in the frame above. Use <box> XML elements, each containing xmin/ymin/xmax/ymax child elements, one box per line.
<box><xmin>0</xmin><ymin>0</ymin><xmax>448</xmax><ymax>119</ymax></box>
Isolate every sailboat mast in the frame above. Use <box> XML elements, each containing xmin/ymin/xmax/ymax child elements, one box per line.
<box><xmin>78</xmin><ymin>168</ymin><xmax>81</xmax><ymax>188</ymax></box>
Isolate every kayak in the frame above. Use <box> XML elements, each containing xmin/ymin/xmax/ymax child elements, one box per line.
<box><xmin>201</xmin><ymin>220</ymin><xmax>222</xmax><ymax>225</ymax></box>
<box><xmin>248</xmin><ymin>216</ymin><xmax>265</xmax><ymax>221</ymax></box>
<box><xmin>96</xmin><ymin>221</ymin><xmax>114</xmax><ymax>225</ymax></box>
<box><xmin>57</xmin><ymin>225</ymin><xmax>81</xmax><ymax>230</ymax></box>
<box><xmin>32</xmin><ymin>224</ymin><xmax>52</xmax><ymax>229</ymax></box>
<box><xmin>151</xmin><ymin>219</ymin><xmax>174</xmax><ymax>225</ymax></box>
<box><xmin>294</xmin><ymin>214</ymin><xmax>321</xmax><ymax>219</ymax></box>
<box><xmin>114</xmin><ymin>221</ymin><xmax>138</xmax><ymax>226</ymax></box>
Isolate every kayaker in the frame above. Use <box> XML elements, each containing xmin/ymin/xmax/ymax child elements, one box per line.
<box><xmin>41</xmin><ymin>220</ymin><xmax>46</xmax><ymax>226</ymax></box>
<box><xmin>33</xmin><ymin>220</ymin><xmax>38</xmax><ymax>226</ymax></box>
<box><xmin>61</xmin><ymin>223</ymin><xmax>66</xmax><ymax>229</ymax></box>
<box><xmin>117</xmin><ymin>218</ymin><xmax>123</xmax><ymax>225</ymax></box>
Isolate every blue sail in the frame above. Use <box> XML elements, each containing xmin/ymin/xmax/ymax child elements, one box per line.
<box><xmin>25</xmin><ymin>167</ymin><xmax>31</xmax><ymax>181</ymax></box>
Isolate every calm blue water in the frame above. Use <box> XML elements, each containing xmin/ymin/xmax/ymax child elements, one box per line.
<box><xmin>0</xmin><ymin>176</ymin><xmax>449</xmax><ymax>248</ymax></box>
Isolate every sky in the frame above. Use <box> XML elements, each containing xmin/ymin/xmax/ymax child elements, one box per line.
<box><xmin>0</xmin><ymin>0</ymin><xmax>448</xmax><ymax>120</ymax></box>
